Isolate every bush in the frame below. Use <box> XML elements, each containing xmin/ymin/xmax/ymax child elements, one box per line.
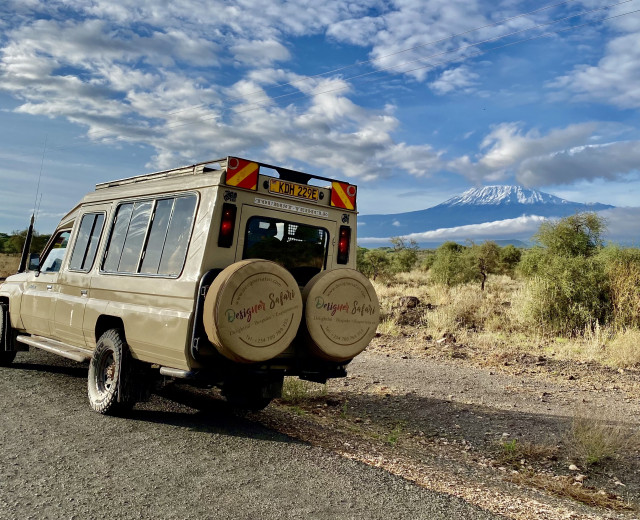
<box><xmin>390</xmin><ymin>237</ymin><xmax>418</xmax><ymax>273</ymax></box>
<box><xmin>429</xmin><ymin>242</ymin><xmax>475</xmax><ymax>286</ymax></box>
<box><xmin>600</xmin><ymin>246</ymin><xmax>640</xmax><ymax>329</ymax></box>
<box><xmin>499</xmin><ymin>244</ymin><xmax>522</xmax><ymax>275</ymax></box>
<box><xmin>520</xmin><ymin>213</ymin><xmax>611</xmax><ymax>334</ymax></box>
<box><xmin>523</xmin><ymin>256</ymin><xmax>610</xmax><ymax>334</ymax></box>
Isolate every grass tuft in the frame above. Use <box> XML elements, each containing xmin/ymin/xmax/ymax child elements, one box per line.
<box><xmin>280</xmin><ymin>378</ymin><xmax>327</xmax><ymax>405</ymax></box>
<box><xmin>569</xmin><ymin>414</ymin><xmax>634</xmax><ymax>467</ymax></box>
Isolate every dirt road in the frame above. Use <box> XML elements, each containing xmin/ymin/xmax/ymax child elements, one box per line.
<box><xmin>0</xmin><ymin>348</ymin><xmax>499</xmax><ymax>520</ymax></box>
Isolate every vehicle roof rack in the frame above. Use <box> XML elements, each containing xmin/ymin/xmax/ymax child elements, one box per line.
<box><xmin>95</xmin><ymin>156</ymin><xmax>345</xmax><ymax>191</ymax></box>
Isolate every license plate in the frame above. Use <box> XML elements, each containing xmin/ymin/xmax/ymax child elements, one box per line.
<box><xmin>268</xmin><ymin>179</ymin><xmax>319</xmax><ymax>202</ymax></box>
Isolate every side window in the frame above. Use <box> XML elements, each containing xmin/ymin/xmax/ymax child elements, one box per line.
<box><xmin>69</xmin><ymin>213</ymin><xmax>105</xmax><ymax>272</ymax></box>
<box><xmin>103</xmin><ymin>203</ymin><xmax>133</xmax><ymax>272</ymax></box>
<box><xmin>40</xmin><ymin>230</ymin><xmax>72</xmax><ymax>273</ymax></box>
<box><xmin>102</xmin><ymin>194</ymin><xmax>197</xmax><ymax>277</ymax></box>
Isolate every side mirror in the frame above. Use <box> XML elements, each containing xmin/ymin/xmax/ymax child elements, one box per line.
<box><xmin>28</xmin><ymin>253</ymin><xmax>40</xmax><ymax>271</ymax></box>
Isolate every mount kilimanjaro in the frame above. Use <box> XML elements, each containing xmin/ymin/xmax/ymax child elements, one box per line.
<box><xmin>358</xmin><ymin>186</ymin><xmax>614</xmax><ymax>242</ymax></box>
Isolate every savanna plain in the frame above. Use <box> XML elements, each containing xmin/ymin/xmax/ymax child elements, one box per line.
<box><xmin>2</xmin><ymin>214</ymin><xmax>640</xmax><ymax>519</ymax></box>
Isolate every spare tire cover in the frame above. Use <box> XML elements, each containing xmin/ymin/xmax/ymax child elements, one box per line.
<box><xmin>302</xmin><ymin>269</ymin><xmax>380</xmax><ymax>362</ymax></box>
<box><xmin>203</xmin><ymin>260</ymin><xmax>303</xmax><ymax>363</ymax></box>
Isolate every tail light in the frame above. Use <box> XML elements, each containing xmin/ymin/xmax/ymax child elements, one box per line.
<box><xmin>337</xmin><ymin>226</ymin><xmax>350</xmax><ymax>264</ymax></box>
<box><xmin>218</xmin><ymin>203</ymin><xmax>237</xmax><ymax>247</ymax></box>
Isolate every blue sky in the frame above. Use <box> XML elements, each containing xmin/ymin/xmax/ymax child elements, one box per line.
<box><xmin>1</xmin><ymin>0</ymin><xmax>639</xmax><ymax>242</ymax></box>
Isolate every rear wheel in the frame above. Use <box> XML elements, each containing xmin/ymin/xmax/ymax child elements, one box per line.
<box><xmin>88</xmin><ymin>329</ymin><xmax>135</xmax><ymax>415</ymax></box>
<box><xmin>0</xmin><ymin>303</ymin><xmax>16</xmax><ymax>367</ymax></box>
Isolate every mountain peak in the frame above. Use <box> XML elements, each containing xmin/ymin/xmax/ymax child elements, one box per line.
<box><xmin>438</xmin><ymin>185</ymin><xmax>565</xmax><ymax>207</ymax></box>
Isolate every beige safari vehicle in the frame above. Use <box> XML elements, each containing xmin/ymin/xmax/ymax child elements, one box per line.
<box><xmin>0</xmin><ymin>157</ymin><xmax>379</xmax><ymax>413</ymax></box>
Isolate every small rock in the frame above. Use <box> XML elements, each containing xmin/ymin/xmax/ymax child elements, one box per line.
<box><xmin>354</xmin><ymin>417</ymin><xmax>363</xmax><ymax>423</ymax></box>
<box><xmin>574</xmin><ymin>474</ymin><xmax>586</xmax><ymax>482</ymax></box>
<box><xmin>502</xmin><ymin>433</ymin><xmax>510</xmax><ymax>438</ymax></box>
<box><xmin>569</xmin><ymin>464</ymin><xmax>579</xmax><ymax>471</ymax></box>
<box><xmin>615</xmin><ymin>481</ymin><xmax>626</xmax><ymax>487</ymax></box>
<box><xmin>618</xmin><ymin>368</ymin><xmax>625</xmax><ymax>374</ymax></box>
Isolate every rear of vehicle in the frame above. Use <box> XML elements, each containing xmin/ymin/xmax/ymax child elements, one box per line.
<box><xmin>186</xmin><ymin>157</ymin><xmax>380</xmax><ymax>408</ymax></box>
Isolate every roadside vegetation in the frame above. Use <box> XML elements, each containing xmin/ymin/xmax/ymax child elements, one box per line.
<box><xmin>358</xmin><ymin>212</ymin><xmax>640</xmax><ymax>370</ymax></box>
<box><xmin>0</xmin><ymin>229</ymin><xmax>50</xmax><ymax>278</ymax></box>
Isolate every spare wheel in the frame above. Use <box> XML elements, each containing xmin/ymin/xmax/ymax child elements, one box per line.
<box><xmin>203</xmin><ymin>260</ymin><xmax>303</xmax><ymax>363</ymax></box>
<box><xmin>302</xmin><ymin>269</ymin><xmax>380</xmax><ymax>362</ymax></box>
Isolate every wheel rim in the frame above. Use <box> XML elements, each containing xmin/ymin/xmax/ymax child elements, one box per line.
<box><xmin>95</xmin><ymin>350</ymin><xmax>116</xmax><ymax>396</ymax></box>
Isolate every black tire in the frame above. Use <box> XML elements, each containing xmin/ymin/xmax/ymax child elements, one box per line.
<box><xmin>222</xmin><ymin>377</ymin><xmax>282</xmax><ymax>411</ymax></box>
<box><xmin>87</xmin><ymin>329</ymin><xmax>135</xmax><ymax>415</ymax></box>
<box><xmin>224</xmin><ymin>392</ymin><xmax>272</xmax><ymax>412</ymax></box>
<box><xmin>0</xmin><ymin>303</ymin><xmax>16</xmax><ymax>367</ymax></box>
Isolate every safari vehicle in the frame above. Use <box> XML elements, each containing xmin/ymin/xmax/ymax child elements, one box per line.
<box><xmin>0</xmin><ymin>157</ymin><xmax>380</xmax><ymax>413</ymax></box>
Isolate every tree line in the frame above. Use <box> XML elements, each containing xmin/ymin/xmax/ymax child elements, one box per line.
<box><xmin>357</xmin><ymin>213</ymin><xmax>640</xmax><ymax>334</ymax></box>
<box><xmin>0</xmin><ymin>230</ymin><xmax>50</xmax><ymax>255</ymax></box>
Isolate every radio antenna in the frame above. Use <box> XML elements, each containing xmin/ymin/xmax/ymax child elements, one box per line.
<box><xmin>18</xmin><ymin>136</ymin><xmax>47</xmax><ymax>273</ymax></box>
<box><xmin>33</xmin><ymin>135</ymin><xmax>47</xmax><ymax>219</ymax></box>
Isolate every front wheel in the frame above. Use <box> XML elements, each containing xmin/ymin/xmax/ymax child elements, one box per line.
<box><xmin>88</xmin><ymin>329</ymin><xmax>136</xmax><ymax>415</ymax></box>
<box><xmin>0</xmin><ymin>303</ymin><xmax>16</xmax><ymax>367</ymax></box>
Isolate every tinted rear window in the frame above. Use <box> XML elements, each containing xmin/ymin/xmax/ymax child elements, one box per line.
<box><xmin>243</xmin><ymin>216</ymin><xmax>328</xmax><ymax>285</ymax></box>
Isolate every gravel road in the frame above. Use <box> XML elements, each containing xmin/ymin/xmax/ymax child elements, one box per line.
<box><xmin>0</xmin><ymin>348</ymin><xmax>501</xmax><ymax>520</ymax></box>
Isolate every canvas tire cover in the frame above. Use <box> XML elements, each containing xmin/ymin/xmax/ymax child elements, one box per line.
<box><xmin>203</xmin><ymin>260</ymin><xmax>303</xmax><ymax>363</ymax></box>
<box><xmin>302</xmin><ymin>269</ymin><xmax>380</xmax><ymax>362</ymax></box>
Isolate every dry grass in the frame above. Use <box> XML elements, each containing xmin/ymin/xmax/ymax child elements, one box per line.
<box><xmin>607</xmin><ymin>328</ymin><xmax>640</xmax><ymax>368</ymax></box>
<box><xmin>510</xmin><ymin>472</ymin><xmax>634</xmax><ymax>511</ymax></box>
<box><xmin>569</xmin><ymin>414</ymin><xmax>635</xmax><ymax>467</ymax></box>
<box><xmin>374</xmin><ymin>269</ymin><xmax>640</xmax><ymax>370</ymax></box>
<box><xmin>0</xmin><ymin>253</ymin><xmax>19</xmax><ymax>278</ymax></box>
<box><xmin>496</xmin><ymin>438</ymin><xmax>557</xmax><ymax>468</ymax></box>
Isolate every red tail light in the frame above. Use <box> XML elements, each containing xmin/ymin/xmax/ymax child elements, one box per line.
<box><xmin>218</xmin><ymin>203</ymin><xmax>237</xmax><ymax>247</ymax></box>
<box><xmin>337</xmin><ymin>226</ymin><xmax>350</xmax><ymax>264</ymax></box>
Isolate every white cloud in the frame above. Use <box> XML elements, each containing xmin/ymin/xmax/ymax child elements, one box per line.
<box><xmin>230</xmin><ymin>39</ymin><xmax>290</xmax><ymax>66</ymax></box>
<box><xmin>600</xmin><ymin>207</ymin><xmax>640</xmax><ymax>244</ymax></box>
<box><xmin>446</xmin><ymin>121</ymin><xmax>635</xmax><ymax>185</ymax></box>
<box><xmin>518</xmin><ymin>141</ymin><xmax>640</xmax><ymax>186</ymax></box>
<box><xmin>429</xmin><ymin>66</ymin><xmax>479</xmax><ymax>95</ymax></box>
<box><xmin>0</xmin><ymin>2</ymin><xmax>448</xmax><ymax>181</ymax></box>
<box><xmin>549</xmin><ymin>13</ymin><xmax>640</xmax><ymax>109</ymax></box>
<box><xmin>359</xmin><ymin>214</ymin><xmax>547</xmax><ymax>244</ymax></box>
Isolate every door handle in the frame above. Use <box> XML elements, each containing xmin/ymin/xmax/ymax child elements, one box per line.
<box><xmin>46</xmin><ymin>285</ymin><xmax>53</xmax><ymax>291</ymax></box>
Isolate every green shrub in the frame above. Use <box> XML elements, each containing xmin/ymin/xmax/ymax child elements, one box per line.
<box><xmin>523</xmin><ymin>256</ymin><xmax>610</xmax><ymax>334</ymax></box>
<box><xmin>520</xmin><ymin>213</ymin><xmax>611</xmax><ymax>334</ymax></box>
<box><xmin>499</xmin><ymin>244</ymin><xmax>522</xmax><ymax>274</ymax></box>
<box><xmin>429</xmin><ymin>242</ymin><xmax>476</xmax><ymax>286</ymax></box>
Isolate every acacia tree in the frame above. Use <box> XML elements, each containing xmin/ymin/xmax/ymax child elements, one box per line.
<box><xmin>471</xmin><ymin>241</ymin><xmax>500</xmax><ymax>291</ymax></box>
<box><xmin>535</xmin><ymin>213</ymin><xmax>604</xmax><ymax>258</ymax></box>
<box><xmin>521</xmin><ymin>213</ymin><xmax>610</xmax><ymax>334</ymax></box>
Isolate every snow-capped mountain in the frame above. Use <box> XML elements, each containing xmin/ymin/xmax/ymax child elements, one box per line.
<box><xmin>358</xmin><ymin>185</ymin><xmax>614</xmax><ymax>243</ymax></box>
<box><xmin>439</xmin><ymin>186</ymin><xmax>567</xmax><ymax>207</ymax></box>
